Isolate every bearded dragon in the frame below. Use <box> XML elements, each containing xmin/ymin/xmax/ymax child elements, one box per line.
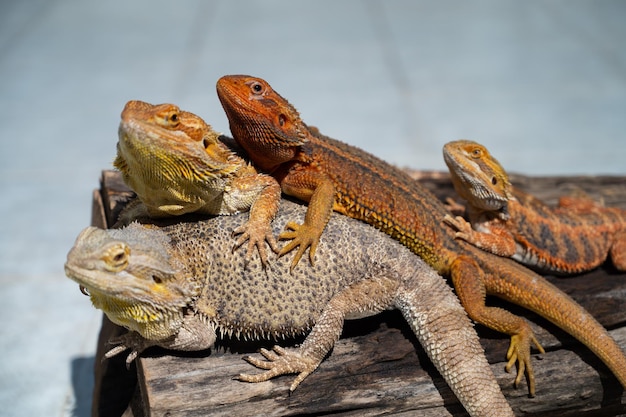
<box><xmin>114</xmin><ymin>100</ymin><xmax>281</xmax><ymax>264</ymax></box>
<box><xmin>442</xmin><ymin>139</ymin><xmax>626</xmax><ymax>274</ymax></box>
<box><xmin>64</xmin><ymin>200</ymin><xmax>514</xmax><ymax>417</ymax></box>
<box><xmin>215</xmin><ymin>74</ymin><xmax>626</xmax><ymax>396</ymax></box>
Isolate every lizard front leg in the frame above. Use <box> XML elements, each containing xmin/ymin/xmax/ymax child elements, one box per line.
<box><xmin>278</xmin><ymin>170</ymin><xmax>336</xmax><ymax>270</ymax></box>
<box><xmin>105</xmin><ymin>313</ymin><xmax>217</xmax><ymax>367</ymax></box>
<box><xmin>444</xmin><ymin>214</ymin><xmax>518</xmax><ymax>258</ymax></box>
<box><xmin>240</xmin><ymin>277</ymin><xmax>398</xmax><ymax>391</ymax></box>
<box><xmin>229</xmin><ymin>172</ymin><xmax>282</xmax><ymax>266</ymax></box>
<box><xmin>105</xmin><ymin>331</ymin><xmax>157</xmax><ymax>368</ymax></box>
<box><xmin>450</xmin><ymin>254</ymin><xmax>544</xmax><ymax>397</ymax></box>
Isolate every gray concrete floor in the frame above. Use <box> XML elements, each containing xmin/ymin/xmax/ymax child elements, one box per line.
<box><xmin>0</xmin><ymin>1</ymin><xmax>625</xmax><ymax>416</ymax></box>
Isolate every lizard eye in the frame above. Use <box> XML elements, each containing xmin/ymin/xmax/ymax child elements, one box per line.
<box><xmin>167</xmin><ymin>112</ymin><xmax>180</xmax><ymax>125</ymax></box>
<box><xmin>157</xmin><ymin>110</ymin><xmax>180</xmax><ymax>127</ymax></box>
<box><xmin>103</xmin><ymin>243</ymin><xmax>130</xmax><ymax>272</ymax></box>
<box><xmin>251</xmin><ymin>82</ymin><xmax>264</xmax><ymax>94</ymax></box>
<box><xmin>471</xmin><ymin>148</ymin><xmax>482</xmax><ymax>158</ymax></box>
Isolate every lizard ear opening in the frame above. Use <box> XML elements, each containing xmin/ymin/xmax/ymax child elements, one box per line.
<box><xmin>278</xmin><ymin>114</ymin><xmax>287</xmax><ymax>127</ymax></box>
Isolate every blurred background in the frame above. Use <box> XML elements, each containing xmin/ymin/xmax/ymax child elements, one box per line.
<box><xmin>0</xmin><ymin>1</ymin><xmax>624</xmax><ymax>416</ymax></box>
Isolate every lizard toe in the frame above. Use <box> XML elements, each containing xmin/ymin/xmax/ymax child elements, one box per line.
<box><xmin>239</xmin><ymin>345</ymin><xmax>319</xmax><ymax>391</ymax></box>
<box><xmin>278</xmin><ymin>222</ymin><xmax>320</xmax><ymax>270</ymax></box>
<box><xmin>232</xmin><ymin>223</ymin><xmax>278</xmax><ymax>266</ymax></box>
<box><xmin>505</xmin><ymin>332</ymin><xmax>544</xmax><ymax>397</ymax></box>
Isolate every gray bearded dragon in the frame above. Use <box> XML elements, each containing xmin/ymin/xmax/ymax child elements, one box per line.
<box><xmin>65</xmin><ymin>200</ymin><xmax>514</xmax><ymax>417</ymax></box>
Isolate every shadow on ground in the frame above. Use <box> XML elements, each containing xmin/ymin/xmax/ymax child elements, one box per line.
<box><xmin>71</xmin><ymin>356</ymin><xmax>94</xmax><ymax>417</ymax></box>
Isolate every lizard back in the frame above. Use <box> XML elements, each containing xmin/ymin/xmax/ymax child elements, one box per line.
<box><xmin>164</xmin><ymin>200</ymin><xmax>419</xmax><ymax>339</ymax></box>
<box><xmin>299</xmin><ymin>129</ymin><xmax>457</xmax><ymax>270</ymax></box>
<box><xmin>511</xmin><ymin>188</ymin><xmax>626</xmax><ymax>272</ymax></box>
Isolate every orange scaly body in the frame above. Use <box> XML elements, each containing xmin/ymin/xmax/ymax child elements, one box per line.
<box><xmin>443</xmin><ymin>139</ymin><xmax>626</xmax><ymax>274</ymax></box>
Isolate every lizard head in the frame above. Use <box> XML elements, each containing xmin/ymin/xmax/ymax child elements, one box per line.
<box><xmin>64</xmin><ymin>224</ymin><xmax>202</xmax><ymax>341</ymax></box>
<box><xmin>443</xmin><ymin>140</ymin><xmax>512</xmax><ymax>219</ymax></box>
<box><xmin>115</xmin><ymin>100</ymin><xmax>239</xmax><ymax>202</ymax></box>
<box><xmin>216</xmin><ymin>75</ymin><xmax>309</xmax><ymax>171</ymax></box>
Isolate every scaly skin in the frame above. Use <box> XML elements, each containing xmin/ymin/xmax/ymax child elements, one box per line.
<box><xmin>216</xmin><ymin>74</ymin><xmax>626</xmax><ymax>396</ymax></box>
<box><xmin>64</xmin><ymin>201</ymin><xmax>514</xmax><ymax>417</ymax></box>
<box><xmin>442</xmin><ymin>139</ymin><xmax>626</xmax><ymax>274</ymax></box>
<box><xmin>114</xmin><ymin>100</ymin><xmax>281</xmax><ymax>264</ymax></box>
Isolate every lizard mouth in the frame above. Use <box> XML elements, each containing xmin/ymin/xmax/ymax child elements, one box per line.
<box><xmin>216</xmin><ymin>77</ymin><xmax>249</xmax><ymax>115</ymax></box>
<box><xmin>64</xmin><ymin>262</ymin><xmax>142</xmax><ymax>301</ymax></box>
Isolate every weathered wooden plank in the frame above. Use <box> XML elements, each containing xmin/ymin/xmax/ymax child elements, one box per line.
<box><xmin>91</xmin><ymin>170</ymin><xmax>626</xmax><ymax>417</ymax></box>
<box><xmin>92</xmin><ymin>315</ymin><xmax>137</xmax><ymax>417</ymax></box>
<box><xmin>91</xmin><ymin>171</ymin><xmax>140</xmax><ymax>417</ymax></box>
<box><xmin>100</xmin><ymin>170</ymin><xmax>135</xmax><ymax>225</ymax></box>
<box><xmin>137</xmin><ymin>323</ymin><xmax>626</xmax><ymax>417</ymax></box>
<box><xmin>137</xmin><ymin>322</ymin><xmax>468</xmax><ymax>417</ymax></box>
<box><xmin>91</xmin><ymin>189</ymin><xmax>107</xmax><ymax>230</ymax></box>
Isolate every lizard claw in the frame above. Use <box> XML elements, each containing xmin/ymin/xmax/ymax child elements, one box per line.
<box><xmin>105</xmin><ymin>331</ymin><xmax>154</xmax><ymax>369</ymax></box>
<box><xmin>239</xmin><ymin>346</ymin><xmax>319</xmax><ymax>392</ymax></box>
<box><xmin>443</xmin><ymin>214</ymin><xmax>473</xmax><ymax>241</ymax></box>
<box><xmin>232</xmin><ymin>221</ymin><xmax>280</xmax><ymax>267</ymax></box>
<box><xmin>504</xmin><ymin>331</ymin><xmax>545</xmax><ymax>397</ymax></box>
<box><xmin>278</xmin><ymin>221</ymin><xmax>320</xmax><ymax>271</ymax></box>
